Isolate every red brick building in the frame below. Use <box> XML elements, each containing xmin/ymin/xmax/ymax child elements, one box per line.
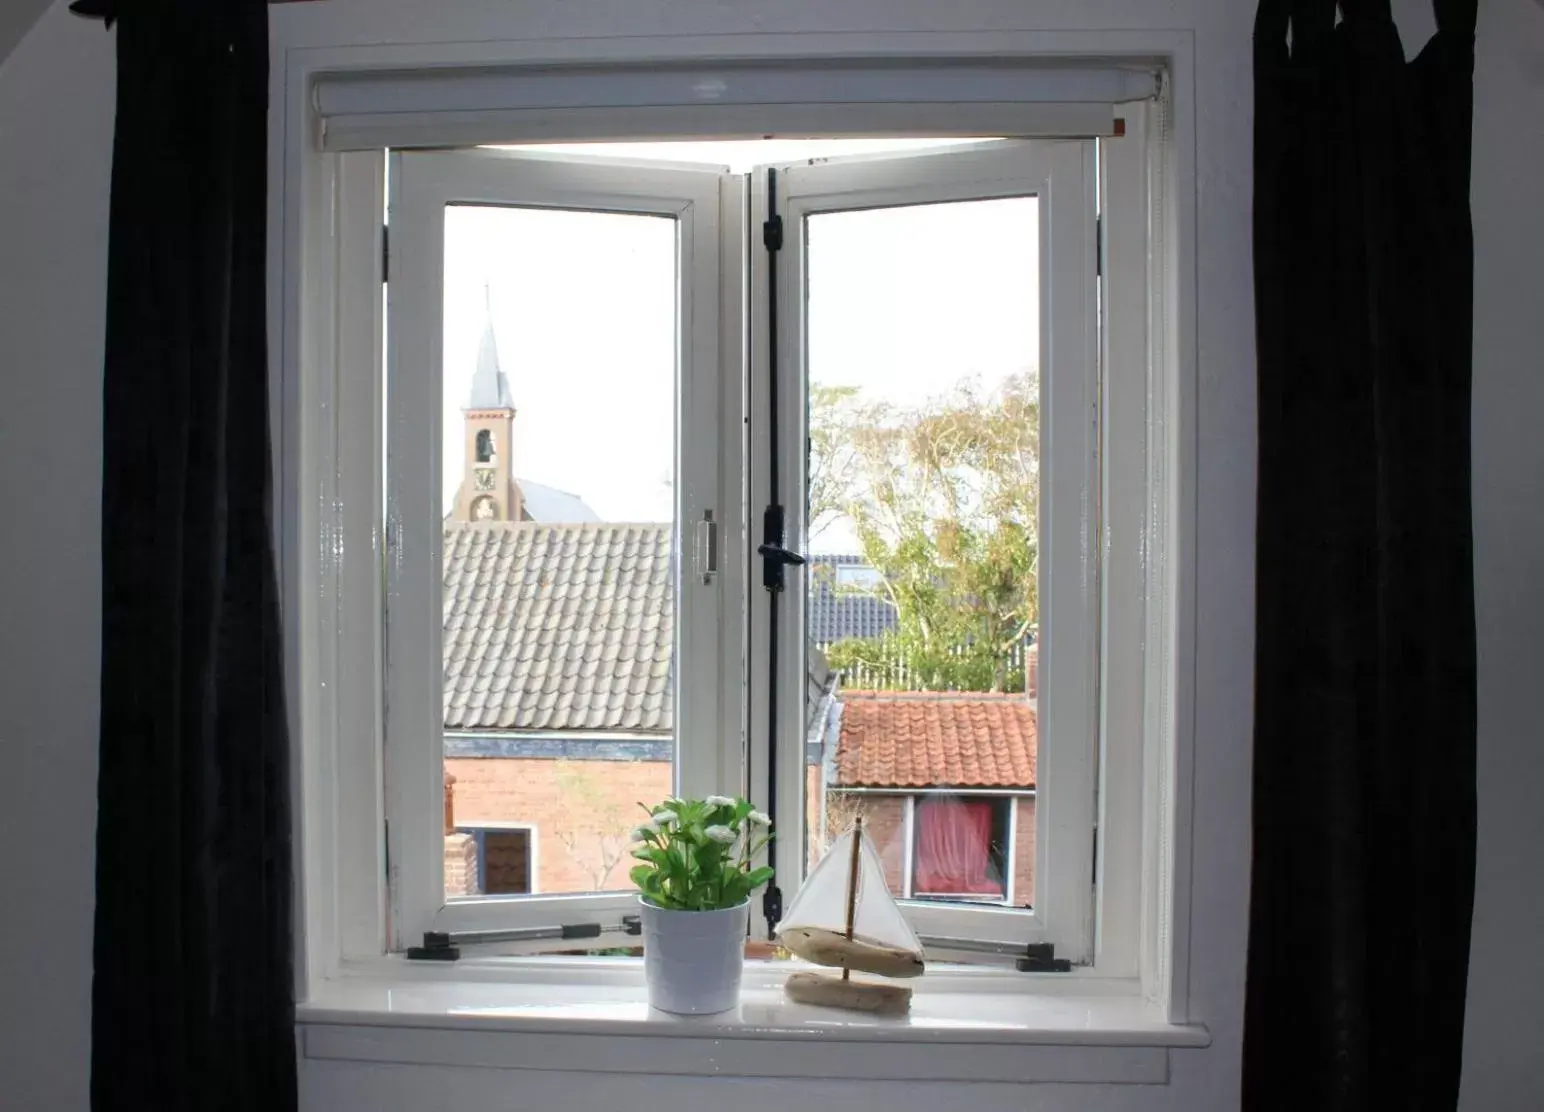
<box><xmin>809</xmin><ymin>691</ymin><xmax>1036</xmax><ymax>908</ymax></box>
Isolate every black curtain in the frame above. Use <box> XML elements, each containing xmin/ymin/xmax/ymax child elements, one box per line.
<box><xmin>80</xmin><ymin>1</ymin><xmax>296</xmax><ymax>1109</ymax></box>
<box><xmin>1247</xmin><ymin>1</ymin><xmax>1478</xmax><ymax>1109</ymax></box>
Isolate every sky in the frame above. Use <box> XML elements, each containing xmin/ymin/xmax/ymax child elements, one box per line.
<box><xmin>439</xmin><ymin>138</ymin><xmax>1039</xmax><ymax>553</ymax></box>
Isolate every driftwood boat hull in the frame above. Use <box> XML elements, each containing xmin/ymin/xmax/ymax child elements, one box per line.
<box><xmin>784</xmin><ymin>971</ymin><xmax>913</xmax><ymax>1015</ymax></box>
<box><xmin>779</xmin><ymin>926</ymin><xmax>925</xmax><ymax>978</ymax></box>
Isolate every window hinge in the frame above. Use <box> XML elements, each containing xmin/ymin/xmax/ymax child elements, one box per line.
<box><xmin>1016</xmin><ymin>942</ymin><xmax>1073</xmax><ymax>973</ymax></box>
<box><xmin>406</xmin><ymin>916</ymin><xmax>643</xmax><ymax>962</ymax></box>
<box><xmin>763</xmin><ymin>213</ymin><xmax>784</xmax><ymax>252</ymax></box>
<box><xmin>381</xmin><ymin>224</ymin><xmax>390</xmax><ymax>283</ymax></box>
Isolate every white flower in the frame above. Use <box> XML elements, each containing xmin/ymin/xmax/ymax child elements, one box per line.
<box><xmin>704</xmin><ymin>795</ymin><xmax>735</xmax><ymax>808</ymax></box>
<box><xmin>704</xmin><ymin>825</ymin><xmax>738</xmax><ymax>845</ymax></box>
<box><xmin>652</xmin><ymin>809</ymin><xmax>679</xmax><ymax>826</ymax></box>
<box><xmin>630</xmin><ymin>819</ymin><xmax>660</xmax><ymax>841</ymax></box>
<box><xmin>746</xmin><ymin>810</ymin><xmax>772</xmax><ymax>827</ymax></box>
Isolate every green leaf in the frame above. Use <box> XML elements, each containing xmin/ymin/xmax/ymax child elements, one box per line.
<box><xmin>720</xmin><ymin>875</ymin><xmax>750</xmax><ymax>908</ymax></box>
<box><xmin>744</xmin><ymin>866</ymin><xmax>775</xmax><ymax>890</ymax></box>
<box><xmin>629</xmin><ymin>865</ymin><xmax>655</xmax><ymax>890</ymax></box>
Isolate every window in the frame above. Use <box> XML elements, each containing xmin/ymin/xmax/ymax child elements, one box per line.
<box><xmin>306</xmin><ymin>74</ymin><xmax>1167</xmax><ymax>983</ymax></box>
<box><xmin>385</xmin><ymin>150</ymin><xmax>730</xmax><ymax>945</ymax></box>
<box><xmin>452</xmin><ymin>825</ymin><xmax>536</xmax><ymax>896</ymax></box>
<box><xmin>767</xmin><ymin>141</ymin><xmax>1097</xmax><ymax>960</ymax></box>
<box><xmin>911</xmin><ymin>796</ymin><xmax>1012</xmax><ymax>903</ymax></box>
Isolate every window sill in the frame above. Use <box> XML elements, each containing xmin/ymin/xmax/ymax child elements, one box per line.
<box><xmin>299</xmin><ymin>959</ymin><xmax>1209</xmax><ymax>1085</ymax></box>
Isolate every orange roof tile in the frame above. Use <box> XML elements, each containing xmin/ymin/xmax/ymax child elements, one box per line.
<box><xmin>834</xmin><ymin>692</ymin><xmax>1037</xmax><ymax>789</ymax></box>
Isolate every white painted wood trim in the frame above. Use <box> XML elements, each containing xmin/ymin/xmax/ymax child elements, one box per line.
<box><xmin>278</xmin><ymin>31</ymin><xmax>1201</xmax><ymax>1018</ymax></box>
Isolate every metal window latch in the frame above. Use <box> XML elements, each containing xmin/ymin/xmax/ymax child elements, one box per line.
<box><xmin>695</xmin><ymin>510</ymin><xmax>719</xmax><ymax>584</ymax></box>
<box><xmin>406</xmin><ymin>931</ymin><xmax>459</xmax><ymax>962</ymax></box>
<box><xmin>406</xmin><ymin>915</ymin><xmax>642</xmax><ymax>962</ymax></box>
<box><xmin>759</xmin><ymin>505</ymin><xmax>805</xmax><ymax>592</ymax></box>
<box><xmin>1016</xmin><ymin>942</ymin><xmax>1072</xmax><ymax>973</ymax></box>
<box><xmin>761</xmin><ymin>884</ymin><xmax>784</xmax><ymax>932</ymax></box>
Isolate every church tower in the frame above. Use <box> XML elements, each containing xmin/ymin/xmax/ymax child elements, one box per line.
<box><xmin>452</xmin><ymin>307</ymin><xmax>524</xmax><ymax>523</ymax></box>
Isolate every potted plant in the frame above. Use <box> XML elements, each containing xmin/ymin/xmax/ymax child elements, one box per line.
<box><xmin>630</xmin><ymin>795</ymin><xmax>774</xmax><ymax>1015</ymax></box>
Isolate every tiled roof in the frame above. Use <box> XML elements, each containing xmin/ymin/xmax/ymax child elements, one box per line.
<box><xmin>443</xmin><ymin>522</ymin><xmax>673</xmax><ymax>732</ymax></box>
<box><xmin>807</xmin><ymin>555</ymin><xmax>898</xmax><ymax>646</ymax></box>
<box><xmin>834</xmin><ymin>692</ymin><xmax>1037</xmax><ymax>789</ymax></box>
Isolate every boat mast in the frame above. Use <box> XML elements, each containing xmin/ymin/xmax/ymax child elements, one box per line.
<box><xmin>843</xmin><ymin>816</ymin><xmax>863</xmax><ymax>982</ymax></box>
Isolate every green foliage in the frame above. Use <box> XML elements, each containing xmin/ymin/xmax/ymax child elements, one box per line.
<box><xmin>813</xmin><ymin>372</ymin><xmax>1039</xmax><ymax>692</ymax></box>
<box><xmin>628</xmin><ymin>796</ymin><xmax>775</xmax><ymax>912</ymax></box>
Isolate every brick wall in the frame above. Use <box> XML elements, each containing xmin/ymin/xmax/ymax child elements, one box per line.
<box><xmin>1012</xmin><ymin>796</ymin><xmax>1036</xmax><ymax>908</ymax></box>
<box><xmin>444</xmin><ymin>832</ymin><xmax>479</xmax><ymax>897</ymax></box>
<box><xmin>447</xmin><ymin>756</ymin><xmax>670</xmax><ymax>895</ymax></box>
<box><xmin>445</xmin><ymin>755</ymin><xmax>1037</xmax><ymax>908</ymax></box>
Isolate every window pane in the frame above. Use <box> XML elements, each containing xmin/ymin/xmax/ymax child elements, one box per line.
<box><xmin>438</xmin><ymin>204</ymin><xmax>677</xmax><ymax>903</ymax></box>
<box><xmin>803</xmin><ymin>197</ymin><xmax>1040</xmax><ymax>913</ymax></box>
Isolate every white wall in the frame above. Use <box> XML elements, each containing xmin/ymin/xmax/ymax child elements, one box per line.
<box><xmin>0</xmin><ymin>6</ymin><xmax>112</xmax><ymax>1111</ymax></box>
<box><xmin>0</xmin><ymin>1</ymin><xmax>1539</xmax><ymax>1110</ymax></box>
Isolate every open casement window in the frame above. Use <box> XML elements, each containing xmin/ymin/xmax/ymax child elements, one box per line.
<box><xmin>384</xmin><ymin>148</ymin><xmax>740</xmax><ymax>948</ymax></box>
<box><xmin>379</xmin><ymin>135</ymin><xmax>1129</xmax><ymax>967</ymax></box>
<box><xmin>752</xmin><ymin>141</ymin><xmax>1098</xmax><ymax>962</ymax></box>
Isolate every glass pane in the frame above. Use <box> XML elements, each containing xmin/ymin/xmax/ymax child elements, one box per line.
<box><xmin>439</xmin><ymin>204</ymin><xmax>678</xmax><ymax>903</ymax></box>
<box><xmin>803</xmin><ymin>196</ymin><xmax>1040</xmax><ymax>912</ymax></box>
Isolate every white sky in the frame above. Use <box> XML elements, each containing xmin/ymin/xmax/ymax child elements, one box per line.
<box><xmin>440</xmin><ymin>139</ymin><xmax>1038</xmax><ymax>552</ymax></box>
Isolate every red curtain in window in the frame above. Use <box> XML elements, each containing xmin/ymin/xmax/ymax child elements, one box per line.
<box><xmin>913</xmin><ymin>797</ymin><xmax>1000</xmax><ymax>895</ymax></box>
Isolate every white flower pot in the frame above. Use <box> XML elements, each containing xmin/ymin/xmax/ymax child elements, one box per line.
<box><xmin>639</xmin><ymin>896</ymin><xmax>749</xmax><ymax>1015</ymax></box>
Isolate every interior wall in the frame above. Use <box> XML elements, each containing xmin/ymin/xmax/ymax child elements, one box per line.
<box><xmin>0</xmin><ymin>1</ymin><xmax>1538</xmax><ymax>1110</ymax></box>
<box><xmin>0</xmin><ymin>7</ymin><xmax>113</xmax><ymax>1111</ymax></box>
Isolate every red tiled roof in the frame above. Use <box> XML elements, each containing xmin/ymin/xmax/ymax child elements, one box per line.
<box><xmin>834</xmin><ymin>692</ymin><xmax>1037</xmax><ymax>789</ymax></box>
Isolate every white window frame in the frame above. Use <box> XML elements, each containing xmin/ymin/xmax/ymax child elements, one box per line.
<box><xmin>284</xmin><ymin>49</ymin><xmax>1192</xmax><ymax>1023</ymax></box>
<box><xmin>750</xmin><ymin>140</ymin><xmax>1100</xmax><ymax>961</ymax></box>
<box><xmin>383</xmin><ymin>147</ymin><xmax>739</xmax><ymax>948</ymax></box>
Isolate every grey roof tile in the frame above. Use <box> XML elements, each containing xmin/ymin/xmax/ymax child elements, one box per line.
<box><xmin>807</xmin><ymin>555</ymin><xmax>899</xmax><ymax>646</ymax></box>
<box><xmin>442</xmin><ymin>521</ymin><xmax>675</xmax><ymax>733</ymax></box>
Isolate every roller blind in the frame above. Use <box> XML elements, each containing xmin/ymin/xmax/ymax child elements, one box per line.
<box><xmin>313</xmin><ymin>59</ymin><xmax>1161</xmax><ymax>151</ymax></box>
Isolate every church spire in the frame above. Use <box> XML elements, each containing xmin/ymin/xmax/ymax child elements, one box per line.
<box><xmin>454</xmin><ymin>282</ymin><xmax>523</xmax><ymax>523</ymax></box>
<box><xmin>465</xmin><ymin>283</ymin><xmax>514</xmax><ymax>411</ymax></box>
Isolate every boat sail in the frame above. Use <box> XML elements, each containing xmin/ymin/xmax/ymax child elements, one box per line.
<box><xmin>776</xmin><ymin>818</ymin><xmax>926</xmax><ymax>1013</ymax></box>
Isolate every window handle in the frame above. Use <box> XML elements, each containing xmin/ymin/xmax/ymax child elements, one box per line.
<box><xmin>757</xmin><ymin>542</ymin><xmax>806</xmax><ymax>567</ymax></box>
<box><xmin>695</xmin><ymin>510</ymin><xmax>719</xmax><ymax>584</ymax></box>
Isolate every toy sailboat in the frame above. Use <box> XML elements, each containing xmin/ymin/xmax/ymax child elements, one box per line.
<box><xmin>776</xmin><ymin>817</ymin><xmax>926</xmax><ymax>1014</ymax></box>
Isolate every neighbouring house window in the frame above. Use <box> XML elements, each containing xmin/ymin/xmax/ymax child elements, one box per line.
<box><xmin>912</xmin><ymin>796</ymin><xmax>1009</xmax><ymax>901</ymax></box>
<box><xmin>463</xmin><ymin>827</ymin><xmax>534</xmax><ymax>895</ymax></box>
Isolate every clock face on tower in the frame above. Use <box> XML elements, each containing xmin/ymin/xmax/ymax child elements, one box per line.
<box><xmin>475</xmin><ymin>468</ymin><xmax>496</xmax><ymax>492</ymax></box>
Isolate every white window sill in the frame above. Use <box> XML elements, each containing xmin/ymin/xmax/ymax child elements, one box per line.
<box><xmin>299</xmin><ymin>959</ymin><xmax>1209</xmax><ymax>1085</ymax></box>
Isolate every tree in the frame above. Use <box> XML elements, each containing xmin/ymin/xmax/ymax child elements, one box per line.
<box><xmin>808</xmin><ymin>383</ymin><xmax>865</xmax><ymax>541</ymax></box>
<box><xmin>552</xmin><ymin>761</ymin><xmax>633</xmax><ymax>890</ymax></box>
<box><xmin>816</xmin><ymin>372</ymin><xmax>1039</xmax><ymax>693</ymax></box>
